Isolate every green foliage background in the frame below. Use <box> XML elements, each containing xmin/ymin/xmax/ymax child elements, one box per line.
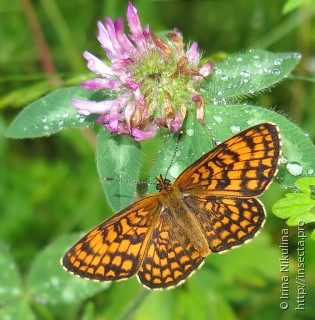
<box><xmin>1</xmin><ymin>0</ymin><xmax>315</xmax><ymax>319</ymax></box>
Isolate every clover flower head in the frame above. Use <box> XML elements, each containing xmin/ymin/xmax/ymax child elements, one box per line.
<box><xmin>72</xmin><ymin>2</ymin><xmax>213</xmax><ymax>141</ymax></box>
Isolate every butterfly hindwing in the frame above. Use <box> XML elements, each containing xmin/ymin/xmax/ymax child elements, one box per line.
<box><xmin>137</xmin><ymin>208</ymin><xmax>204</xmax><ymax>289</ymax></box>
<box><xmin>183</xmin><ymin>195</ymin><xmax>265</xmax><ymax>252</ymax></box>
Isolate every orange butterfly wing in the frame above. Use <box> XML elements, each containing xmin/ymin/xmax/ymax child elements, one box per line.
<box><xmin>183</xmin><ymin>196</ymin><xmax>265</xmax><ymax>252</ymax></box>
<box><xmin>62</xmin><ymin>196</ymin><xmax>161</xmax><ymax>281</ymax></box>
<box><xmin>171</xmin><ymin>122</ymin><xmax>281</xmax><ymax>254</ymax></box>
<box><xmin>137</xmin><ymin>207</ymin><xmax>204</xmax><ymax>289</ymax></box>
<box><xmin>174</xmin><ymin>122</ymin><xmax>281</xmax><ymax>197</ymax></box>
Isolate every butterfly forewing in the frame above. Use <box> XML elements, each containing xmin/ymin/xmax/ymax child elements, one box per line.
<box><xmin>62</xmin><ymin>196</ymin><xmax>161</xmax><ymax>281</ymax></box>
<box><xmin>174</xmin><ymin>123</ymin><xmax>281</xmax><ymax>197</ymax></box>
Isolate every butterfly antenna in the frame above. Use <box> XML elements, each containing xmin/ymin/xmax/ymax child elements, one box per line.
<box><xmin>204</xmin><ymin>124</ymin><xmax>219</xmax><ymax>148</ymax></box>
<box><xmin>104</xmin><ymin>177</ymin><xmax>155</xmax><ymax>185</ymax></box>
<box><xmin>164</xmin><ymin>130</ymin><xmax>184</xmax><ymax>179</ymax></box>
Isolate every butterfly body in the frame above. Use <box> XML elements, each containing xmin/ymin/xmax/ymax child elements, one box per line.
<box><xmin>62</xmin><ymin>123</ymin><xmax>281</xmax><ymax>290</ymax></box>
<box><xmin>155</xmin><ymin>174</ymin><xmax>211</xmax><ymax>257</ymax></box>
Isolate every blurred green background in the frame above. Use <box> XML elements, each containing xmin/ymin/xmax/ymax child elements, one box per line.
<box><xmin>1</xmin><ymin>0</ymin><xmax>315</xmax><ymax>319</ymax></box>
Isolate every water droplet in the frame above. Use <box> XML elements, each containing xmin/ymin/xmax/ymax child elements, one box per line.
<box><xmin>280</xmin><ymin>157</ymin><xmax>288</xmax><ymax>164</ymax></box>
<box><xmin>230</xmin><ymin>125</ymin><xmax>241</xmax><ymax>134</ymax></box>
<box><xmin>308</xmin><ymin>169</ymin><xmax>314</xmax><ymax>175</ymax></box>
<box><xmin>43</xmin><ymin>125</ymin><xmax>49</xmax><ymax>130</ymax></box>
<box><xmin>78</xmin><ymin>116</ymin><xmax>85</xmax><ymax>123</ymax></box>
<box><xmin>286</xmin><ymin>162</ymin><xmax>303</xmax><ymax>176</ymax></box>
<box><xmin>253</xmin><ymin>55</ymin><xmax>260</xmax><ymax>59</ymax></box>
<box><xmin>213</xmin><ymin>98</ymin><xmax>227</xmax><ymax>105</ymax></box>
<box><xmin>272</xmin><ymin>68</ymin><xmax>281</xmax><ymax>75</ymax></box>
<box><xmin>169</xmin><ymin>162</ymin><xmax>183</xmax><ymax>179</ymax></box>
<box><xmin>63</xmin><ymin>113</ymin><xmax>69</xmax><ymax>118</ymax></box>
<box><xmin>215</xmin><ymin>68</ymin><xmax>222</xmax><ymax>75</ymax></box>
<box><xmin>274</xmin><ymin>59</ymin><xmax>283</xmax><ymax>66</ymax></box>
<box><xmin>264</xmin><ymin>67</ymin><xmax>271</xmax><ymax>74</ymax></box>
<box><xmin>236</xmin><ymin>57</ymin><xmax>243</xmax><ymax>62</ymax></box>
<box><xmin>293</xmin><ymin>52</ymin><xmax>301</xmax><ymax>60</ymax></box>
<box><xmin>213</xmin><ymin>116</ymin><xmax>222</xmax><ymax>123</ymax></box>
<box><xmin>42</xmin><ymin>117</ymin><xmax>48</xmax><ymax>123</ymax></box>
<box><xmin>217</xmin><ymin>91</ymin><xmax>223</xmax><ymax>96</ymax></box>
<box><xmin>247</xmin><ymin>120</ymin><xmax>254</xmax><ymax>125</ymax></box>
<box><xmin>220</xmin><ymin>74</ymin><xmax>229</xmax><ymax>81</ymax></box>
<box><xmin>186</xmin><ymin>129</ymin><xmax>194</xmax><ymax>136</ymax></box>
<box><xmin>240</xmin><ymin>70</ymin><xmax>250</xmax><ymax>77</ymax></box>
<box><xmin>58</xmin><ymin>120</ymin><xmax>64</xmax><ymax>126</ymax></box>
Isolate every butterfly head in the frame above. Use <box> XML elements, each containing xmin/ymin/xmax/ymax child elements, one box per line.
<box><xmin>156</xmin><ymin>174</ymin><xmax>172</xmax><ymax>191</ymax></box>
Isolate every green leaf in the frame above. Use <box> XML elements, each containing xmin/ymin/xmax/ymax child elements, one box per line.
<box><xmin>283</xmin><ymin>0</ymin><xmax>314</xmax><ymax>13</ymax></box>
<box><xmin>208</xmin><ymin>233</ymin><xmax>279</xmax><ymax>285</ymax></box>
<box><xmin>0</xmin><ymin>301</ymin><xmax>36</xmax><ymax>320</ymax></box>
<box><xmin>26</xmin><ymin>234</ymin><xmax>108</xmax><ymax>304</ymax></box>
<box><xmin>0</xmin><ymin>243</ymin><xmax>23</xmax><ymax>304</ymax></box>
<box><xmin>148</xmin><ymin>112</ymin><xmax>213</xmax><ymax>193</ymax></box>
<box><xmin>272</xmin><ymin>177</ymin><xmax>315</xmax><ymax>226</ymax></box>
<box><xmin>148</xmin><ymin>104</ymin><xmax>314</xmax><ymax>194</ymax></box>
<box><xmin>203</xmin><ymin>49</ymin><xmax>301</xmax><ymax>102</ymax></box>
<box><xmin>96</xmin><ymin>129</ymin><xmax>142</xmax><ymax>212</ymax></box>
<box><xmin>135</xmin><ymin>283</ymin><xmax>236</xmax><ymax>320</ymax></box>
<box><xmin>5</xmin><ymin>86</ymin><xmax>96</xmax><ymax>139</ymax></box>
<box><xmin>204</xmin><ymin>104</ymin><xmax>315</xmax><ymax>188</ymax></box>
<box><xmin>295</xmin><ymin>176</ymin><xmax>315</xmax><ymax>195</ymax></box>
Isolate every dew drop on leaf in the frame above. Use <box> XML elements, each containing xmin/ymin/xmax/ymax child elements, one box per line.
<box><xmin>213</xmin><ymin>116</ymin><xmax>222</xmax><ymax>123</ymax></box>
<box><xmin>240</xmin><ymin>70</ymin><xmax>250</xmax><ymax>77</ymax></box>
<box><xmin>286</xmin><ymin>162</ymin><xmax>303</xmax><ymax>176</ymax></box>
<box><xmin>274</xmin><ymin>59</ymin><xmax>283</xmax><ymax>66</ymax></box>
<box><xmin>169</xmin><ymin>162</ymin><xmax>182</xmax><ymax>179</ymax></box>
<box><xmin>230</xmin><ymin>125</ymin><xmax>241</xmax><ymax>134</ymax></box>
<box><xmin>264</xmin><ymin>67</ymin><xmax>271</xmax><ymax>74</ymax></box>
<box><xmin>272</xmin><ymin>68</ymin><xmax>281</xmax><ymax>75</ymax></box>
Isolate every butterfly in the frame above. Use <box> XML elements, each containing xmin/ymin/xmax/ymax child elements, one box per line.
<box><xmin>61</xmin><ymin>123</ymin><xmax>281</xmax><ymax>290</ymax></box>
